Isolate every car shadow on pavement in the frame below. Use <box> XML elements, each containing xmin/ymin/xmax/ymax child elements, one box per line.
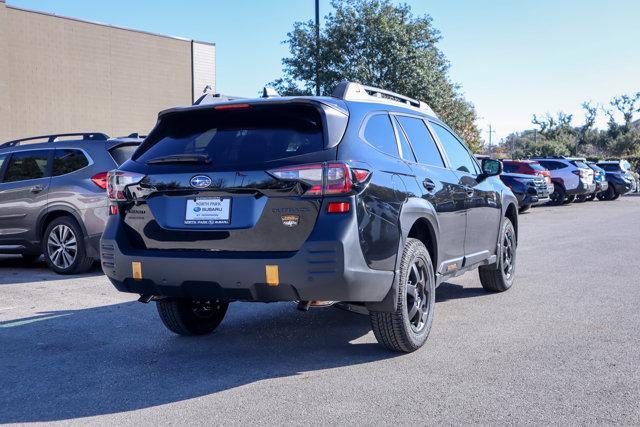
<box><xmin>0</xmin><ymin>300</ymin><xmax>398</xmax><ymax>423</ymax></box>
<box><xmin>436</xmin><ymin>282</ymin><xmax>490</xmax><ymax>302</ymax></box>
<box><xmin>0</xmin><ymin>256</ymin><xmax>104</xmax><ymax>285</ymax></box>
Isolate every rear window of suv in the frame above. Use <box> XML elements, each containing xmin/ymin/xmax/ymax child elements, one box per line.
<box><xmin>598</xmin><ymin>163</ymin><xmax>622</xmax><ymax>172</ymax></box>
<box><xmin>134</xmin><ymin>104</ymin><xmax>324</xmax><ymax>167</ymax></box>
<box><xmin>109</xmin><ymin>144</ymin><xmax>139</xmax><ymax>165</ymax></box>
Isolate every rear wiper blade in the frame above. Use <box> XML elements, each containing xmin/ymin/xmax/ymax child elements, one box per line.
<box><xmin>146</xmin><ymin>154</ymin><xmax>212</xmax><ymax>165</ymax></box>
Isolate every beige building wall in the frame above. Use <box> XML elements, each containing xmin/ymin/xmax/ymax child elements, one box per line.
<box><xmin>0</xmin><ymin>1</ymin><xmax>10</xmax><ymax>142</ymax></box>
<box><xmin>0</xmin><ymin>2</ymin><xmax>214</xmax><ymax>142</ymax></box>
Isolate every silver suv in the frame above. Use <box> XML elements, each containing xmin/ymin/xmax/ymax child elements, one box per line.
<box><xmin>0</xmin><ymin>133</ymin><xmax>141</xmax><ymax>274</ymax></box>
<box><xmin>533</xmin><ymin>156</ymin><xmax>595</xmax><ymax>205</ymax></box>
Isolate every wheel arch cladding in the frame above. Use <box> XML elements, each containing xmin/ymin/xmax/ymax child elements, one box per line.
<box><xmin>38</xmin><ymin>208</ymin><xmax>86</xmax><ymax>240</ymax></box>
<box><xmin>505</xmin><ymin>202</ymin><xmax>518</xmax><ymax>243</ymax></box>
<box><xmin>366</xmin><ymin>199</ymin><xmax>439</xmax><ymax>313</ymax></box>
<box><xmin>407</xmin><ymin>218</ymin><xmax>438</xmax><ymax>267</ymax></box>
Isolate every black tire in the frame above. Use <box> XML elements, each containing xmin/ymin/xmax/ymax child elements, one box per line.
<box><xmin>21</xmin><ymin>253</ymin><xmax>41</xmax><ymax>264</ymax></box>
<box><xmin>586</xmin><ymin>193</ymin><xmax>596</xmax><ymax>201</ymax></box>
<box><xmin>575</xmin><ymin>194</ymin><xmax>588</xmax><ymax>203</ymax></box>
<box><xmin>479</xmin><ymin>218</ymin><xmax>516</xmax><ymax>292</ymax></box>
<box><xmin>564</xmin><ymin>195</ymin><xmax>576</xmax><ymax>204</ymax></box>
<box><xmin>612</xmin><ymin>192</ymin><xmax>620</xmax><ymax>200</ymax></box>
<box><xmin>42</xmin><ymin>217</ymin><xmax>93</xmax><ymax>274</ymax></box>
<box><xmin>518</xmin><ymin>205</ymin><xmax>531</xmax><ymax>213</ymax></box>
<box><xmin>548</xmin><ymin>185</ymin><xmax>565</xmax><ymax>206</ymax></box>
<box><xmin>597</xmin><ymin>185</ymin><xmax>616</xmax><ymax>201</ymax></box>
<box><xmin>156</xmin><ymin>298</ymin><xmax>228</xmax><ymax>336</ymax></box>
<box><xmin>369</xmin><ymin>238</ymin><xmax>435</xmax><ymax>353</ymax></box>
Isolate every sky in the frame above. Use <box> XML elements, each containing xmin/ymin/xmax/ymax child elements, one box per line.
<box><xmin>8</xmin><ymin>0</ymin><xmax>640</xmax><ymax>142</ymax></box>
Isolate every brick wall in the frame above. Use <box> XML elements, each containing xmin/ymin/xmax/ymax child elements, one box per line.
<box><xmin>2</xmin><ymin>5</ymin><xmax>204</xmax><ymax>141</ymax></box>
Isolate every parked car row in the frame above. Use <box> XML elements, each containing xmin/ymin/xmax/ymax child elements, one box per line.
<box><xmin>476</xmin><ymin>156</ymin><xmax>635</xmax><ymax>213</ymax></box>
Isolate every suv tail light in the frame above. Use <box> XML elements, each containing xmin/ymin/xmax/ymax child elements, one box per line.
<box><xmin>572</xmin><ymin>169</ymin><xmax>587</xmax><ymax>178</ymax></box>
<box><xmin>107</xmin><ymin>170</ymin><xmax>145</xmax><ymax>201</ymax></box>
<box><xmin>91</xmin><ymin>172</ymin><xmax>108</xmax><ymax>189</ymax></box>
<box><xmin>268</xmin><ymin>163</ymin><xmax>370</xmax><ymax>196</ymax></box>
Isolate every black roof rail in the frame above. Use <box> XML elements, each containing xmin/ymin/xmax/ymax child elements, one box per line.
<box><xmin>332</xmin><ymin>81</ymin><xmax>438</xmax><ymax>117</ymax></box>
<box><xmin>0</xmin><ymin>132</ymin><xmax>109</xmax><ymax>149</ymax></box>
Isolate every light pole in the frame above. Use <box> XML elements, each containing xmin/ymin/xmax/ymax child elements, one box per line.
<box><xmin>315</xmin><ymin>0</ymin><xmax>320</xmax><ymax>96</ymax></box>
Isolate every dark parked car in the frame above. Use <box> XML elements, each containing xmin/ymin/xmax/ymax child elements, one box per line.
<box><xmin>101</xmin><ymin>82</ymin><xmax>519</xmax><ymax>353</ymax></box>
<box><xmin>576</xmin><ymin>162</ymin><xmax>608</xmax><ymax>202</ymax></box>
<box><xmin>0</xmin><ymin>132</ymin><xmax>142</xmax><ymax>273</ymax></box>
<box><xmin>499</xmin><ymin>172</ymin><xmax>550</xmax><ymax>212</ymax></box>
<box><xmin>596</xmin><ymin>160</ymin><xmax>634</xmax><ymax>200</ymax></box>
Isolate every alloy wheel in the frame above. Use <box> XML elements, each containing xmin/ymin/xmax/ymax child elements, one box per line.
<box><xmin>502</xmin><ymin>228</ymin><xmax>516</xmax><ymax>280</ymax></box>
<box><xmin>406</xmin><ymin>258</ymin><xmax>430</xmax><ymax>333</ymax></box>
<box><xmin>47</xmin><ymin>224</ymin><xmax>77</xmax><ymax>270</ymax></box>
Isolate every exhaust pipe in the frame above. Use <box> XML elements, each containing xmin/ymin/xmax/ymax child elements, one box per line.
<box><xmin>296</xmin><ymin>300</ymin><xmax>336</xmax><ymax>311</ymax></box>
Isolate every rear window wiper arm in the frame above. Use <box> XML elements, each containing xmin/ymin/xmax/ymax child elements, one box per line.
<box><xmin>145</xmin><ymin>154</ymin><xmax>212</xmax><ymax>165</ymax></box>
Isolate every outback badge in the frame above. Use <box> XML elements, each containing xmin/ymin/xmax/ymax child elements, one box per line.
<box><xmin>281</xmin><ymin>214</ymin><xmax>300</xmax><ymax>227</ymax></box>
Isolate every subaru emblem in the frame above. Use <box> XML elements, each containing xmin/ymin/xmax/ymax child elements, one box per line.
<box><xmin>190</xmin><ymin>175</ymin><xmax>212</xmax><ymax>188</ymax></box>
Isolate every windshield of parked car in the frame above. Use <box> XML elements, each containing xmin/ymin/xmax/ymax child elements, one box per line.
<box><xmin>529</xmin><ymin>163</ymin><xmax>546</xmax><ymax>172</ymax></box>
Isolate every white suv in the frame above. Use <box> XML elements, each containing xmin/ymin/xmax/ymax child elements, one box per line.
<box><xmin>532</xmin><ymin>157</ymin><xmax>595</xmax><ymax>205</ymax></box>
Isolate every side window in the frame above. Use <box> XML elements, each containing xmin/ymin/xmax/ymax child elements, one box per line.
<box><xmin>430</xmin><ymin>123</ymin><xmax>479</xmax><ymax>174</ymax></box>
<box><xmin>3</xmin><ymin>150</ymin><xmax>50</xmax><ymax>183</ymax></box>
<box><xmin>53</xmin><ymin>149</ymin><xmax>89</xmax><ymax>176</ymax></box>
<box><xmin>396</xmin><ymin>116</ymin><xmax>445</xmax><ymax>167</ymax></box>
<box><xmin>362</xmin><ymin>114</ymin><xmax>399</xmax><ymax>157</ymax></box>
<box><xmin>0</xmin><ymin>154</ymin><xmax>7</xmax><ymax>173</ymax></box>
<box><xmin>391</xmin><ymin>117</ymin><xmax>416</xmax><ymax>162</ymax></box>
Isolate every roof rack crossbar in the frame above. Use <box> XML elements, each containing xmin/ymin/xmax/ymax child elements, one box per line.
<box><xmin>0</xmin><ymin>132</ymin><xmax>109</xmax><ymax>149</ymax></box>
<box><xmin>331</xmin><ymin>81</ymin><xmax>437</xmax><ymax>116</ymax></box>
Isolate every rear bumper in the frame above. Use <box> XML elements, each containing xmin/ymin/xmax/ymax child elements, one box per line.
<box><xmin>100</xmin><ymin>212</ymin><xmax>394</xmax><ymax>303</ymax></box>
<box><xmin>595</xmin><ymin>181</ymin><xmax>608</xmax><ymax>193</ymax></box>
<box><xmin>566</xmin><ymin>180</ymin><xmax>596</xmax><ymax>195</ymax></box>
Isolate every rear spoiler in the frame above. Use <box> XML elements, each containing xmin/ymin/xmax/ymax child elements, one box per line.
<box><xmin>154</xmin><ymin>98</ymin><xmax>349</xmax><ymax>149</ymax></box>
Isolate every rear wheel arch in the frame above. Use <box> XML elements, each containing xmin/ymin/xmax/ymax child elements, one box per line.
<box><xmin>407</xmin><ymin>217</ymin><xmax>438</xmax><ymax>268</ymax></box>
<box><xmin>504</xmin><ymin>202</ymin><xmax>518</xmax><ymax>243</ymax></box>
<box><xmin>366</xmin><ymin>199</ymin><xmax>439</xmax><ymax>313</ymax></box>
<box><xmin>37</xmin><ymin>207</ymin><xmax>86</xmax><ymax>241</ymax></box>
<box><xmin>399</xmin><ymin>197</ymin><xmax>440</xmax><ymax>267</ymax></box>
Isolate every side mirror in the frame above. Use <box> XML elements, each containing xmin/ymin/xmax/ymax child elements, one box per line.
<box><xmin>481</xmin><ymin>158</ymin><xmax>502</xmax><ymax>177</ymax></box>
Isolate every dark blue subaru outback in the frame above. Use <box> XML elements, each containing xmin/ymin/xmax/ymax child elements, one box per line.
<box><xmin>102</xmin><ymin>82</ymin><xmax>518</xmax><ymax>352</ymax></box>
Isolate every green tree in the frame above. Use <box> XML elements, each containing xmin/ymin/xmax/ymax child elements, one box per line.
<box><xmin>270</xmin><ymin>0</ymin><xmax>482</xmax><ymax>151</ymax></box>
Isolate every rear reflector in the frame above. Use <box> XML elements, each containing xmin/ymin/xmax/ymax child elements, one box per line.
<box><xmin>132</xmin><ymin>262</ymin><xmax>142</xmax><ymax>281</ymax></box>
<box><xmin>109</xmin><ymin>205</ymin><xmax>119</xmax><ymax>216</ymax></box>
<box><xmin>91</xmin><ymin>172</ymin><xmax>108</xmax><ymax>189</ymax></box>
<box><xmin>327</xmin><ymin>202</ymin><xmax>350</xmax><ymax>213</ymax></box>
<box><xmin>265</xmin><ymin>265</ymin><xmax>279</xmax><ymax>286</ymax></box>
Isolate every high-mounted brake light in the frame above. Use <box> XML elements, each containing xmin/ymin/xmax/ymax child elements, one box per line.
<box><xmin>213</xmin><ymin>103</ymin><xmax>252</xmax><ymax>110</ymax></box>
<box><xmin>91</xmin><ymin>172</ymin><xmax>108</xmax><ymax>189</ymax></box>
<box><xmin>107</xmin><ymin>170</ymin><xmax>145</xmax><ymax>201</ymax></box>
<box><xmin>268</xmin><ymin>163</ymin><xmax>370</xmax><ymax>196</ymax></box>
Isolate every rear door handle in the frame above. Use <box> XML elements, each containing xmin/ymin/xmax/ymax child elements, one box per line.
<box><xmin>30</xmin><ymin>185</ymin><xmax>45</xmax><ymax>193</ymax></box>
<box><xmin>422</xmin><ymin>178</ymin><xmax>436</xmax><ymax>192</ymax></box>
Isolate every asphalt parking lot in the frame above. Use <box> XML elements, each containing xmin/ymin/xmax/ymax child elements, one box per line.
<box><xmin>1</xmin><ymin>196</ymin><xmax>639</xmax><ymax>425</ymax></box>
